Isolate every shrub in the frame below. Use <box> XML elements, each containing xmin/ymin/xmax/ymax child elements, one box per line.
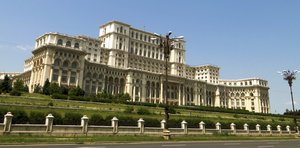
<box><xmin>144</xmin><ymin>117</ymin><xmax>160</xmax><ymax>127</ymax></box>
<box><xmin>68</xmin><ymin>86</ymin><xmax>85</xmax><ymax>96</ymax></box>
<box><xmin>47</xmin><ymin>111</ymin><xmax>63</xmax><ymax>125</ymax></box>
<box><xmin>48</xmin><ymin>101</ymin><xmax>54</xmax><ymax>106</ymax></box>
<box><xmin>124</xmin><ymin>106</ymin><xmax>134</xmax><ymax>113</ymax></box>
<box><xmin>63</xmin><ymin>112</ymin><xmax>83</xmax><ymax>125</ymax></box>
<box><xmin>0</xmin><ymin>108</ymin><xmax>8</xmax><ymax>123</ymax></box>
<box><xmin>89</xmin><ymin>114</ymin><xmax>105</xmax><ymax>125</ymax></box>
<box><xmin>68</xmin><ymin>95</ymin><xmax>89</xmax><ymax>101</ymax></box>
<box><xmin>136</xmin><ymin>107</ymin><xmax>151</xmax><ymax>115</ymax></box>
<box><xmin>29</xmin><ymin>111</ymin><xmax>45</xmax><ymax>124</ymax></box>
<box><xmin>9</xmin><ymin>90</ymin><xmax>22</xmax><ymax>96</ymax></box>
<box><xmin>12</xmin><ymin>109</ymin><xmax>29</xmax><ymax>124</ymax></box>
<box><xmin>168</xmin><ymin>106</ymin><xmax>176</xmax><ymax>114</ymax></box>
<box><xmin>51</xmin><ymin>93</ymin><xmax>68</xmax><ymax>100</ymax></box>
<box><xmin>118</xmin><ymin>116</ymin><xmax>137</xmax><ymax>126</ymax></box>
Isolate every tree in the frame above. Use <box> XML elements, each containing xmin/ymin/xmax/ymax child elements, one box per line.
<box><xmin>49</xmin><ymin>83</ymin><xmax>61</xmax><ymax>95</ymax></box>
<box><xmin>13</xmin><ymin>79</ymin><xmax>25</xmax><ymax>92</ymax></box>
<box><xmin>23</xmin><ymin>85</ymin><xmax>29</xmax><ymax>92</ymax></box>
<box><xmin>42</xmin><ymin>79</ymin><xmax>50</xmax><ymax>95</ymax></box>
<box><xmin>68</xmin><ymin>86</ymin><xmax>85</xmax><ymax>96</ymax></box>
<box><xmin>33</xmin><ymin>84</ymin><xmax>42</xmax><ymax>93</ymax></box>
<box><xmin>279</xmin><ymin>70</ymin><xmax>299</xmax><ymax>132</ymax></box>
<box><xmin>1</xmin><ymin>75</ymin><xmax>12</xmax><ymax>93</ymax></box>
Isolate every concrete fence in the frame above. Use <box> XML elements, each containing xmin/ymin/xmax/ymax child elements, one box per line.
<box><xmin>0</xmin><ymin>112</ymin><xmax>297</xmax><ymax>136</ymax></box>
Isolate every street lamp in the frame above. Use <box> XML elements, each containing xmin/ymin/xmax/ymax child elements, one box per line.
<box><xmin>278</xmin><ymin>70</ymin><xmax>299</xmax><ymax>132</ymax></box>
<box><xmin>152</xmin><ymin>32</ymin><xmax>184</xmax><ymax>132</ymax></box>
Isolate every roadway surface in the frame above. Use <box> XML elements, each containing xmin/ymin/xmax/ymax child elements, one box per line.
<box><xmin>1</xmin><ymin>140</ymin><xmax>299</xmax><ymax>148</ymax></box>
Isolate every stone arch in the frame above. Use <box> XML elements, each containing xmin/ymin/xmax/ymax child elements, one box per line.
<box><xmin>62</xmin><ymin>60</ymin><xmax>69</xmax><ymax>68</ymax></box>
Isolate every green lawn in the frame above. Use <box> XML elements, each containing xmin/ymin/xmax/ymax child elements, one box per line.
<box><xmin>0</xmin><ymin>134</ymin><xmax>297</xmax><ymax>144</ymax></box>
<box><xmin>0</xmin><ymin>93</ymin><xmax>295</xmax><ymax>127</ymax></box>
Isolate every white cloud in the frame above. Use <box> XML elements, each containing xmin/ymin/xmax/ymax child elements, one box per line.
<box><xmin>16</xmin><ymin>45</ymin><xmax>33</xmax><ymax>51</ymax></box>
<box><xmin>0</xmin><ymin>43</ymin><xmax>33</xmax><ymax>51</ymax></box>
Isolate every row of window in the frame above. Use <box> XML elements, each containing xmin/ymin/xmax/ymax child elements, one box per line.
<box><xmin>57</xmin><ymin>39</ymin><xmax>80</xmax><ymax>48</ymax></box>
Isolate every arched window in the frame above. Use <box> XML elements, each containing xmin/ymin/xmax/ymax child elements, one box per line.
<box><xmin>250</xmin><ymin>93</ymin><xmax>254</xmax><ymax>97</ymax></box>
<box><xmin>241</xmin><ymin>93</ymin><xmax>245</xmax><ymax>97</ymax></box>
<box><xmin>54</xmin><ymin>59</ymin><xmax>61</xmax><ymax>67</ymax></box>
<box><xmin>63</xmin><ymin>61</ymin><xmax>69</xmax><ymax>68</ymax></box>
<box><xmin>71</xmin><ymin>62</ymin><xmax>77</xmax><ymax>69</ymax></box>
<box><xmin>66</xmin><ymin>41</ymin><xmax>71</xmax><ymax>47</ymax></box>
<box><xmin>57</xmin><ymin>39</ymin><xmax>63</xmax><ymax>45</ymax></box>
<box><xmin>74</xmin><ymin>43</ymin><xmax>79</xmax><ymax>48</ymax></box>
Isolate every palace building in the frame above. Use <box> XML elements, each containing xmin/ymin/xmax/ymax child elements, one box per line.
<box><xmin>17</xmin><ymin>21</ymin><xmax>270</xmax><ymax>113</ymax></box>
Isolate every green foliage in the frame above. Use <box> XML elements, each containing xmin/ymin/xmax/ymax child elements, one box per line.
<box><xmin>12</xmin><ymin>109</ymin><xmax>29</xmax><ymax>124</ymax></box>
<box><xmin>89</xmin><ymin>114</ymin><xmax>105</xmax><ymax>125</ymax></box>
<box><xmin>51</xmin><ymin>93</ymin><xmax>68</xmax><ymax>99</ymax></box>
<box><xmin>168</xmin><ymin>106</ymin><xmax>176</xmax><ymax>114</ymax></box>
<box><xmin>49</xmin><ymin>83</ymin><xmax>61</xmax><ymax>95</ymax></box>
<box><xmin>33</xmin><ymin>84</ymin><xmax>42</xmax><ymax>93</ymax></box>
<box><xmin>114</xmin><ymin>93</ymin><xmax>131</xmax><ymax>103</ymax></box>
<box><xmin>13</xmin><ymin>79</ymin><xmax>25</xmax><ymax>92</ymax></box>
<box><xmin>29</xmin><ymin>111</ymin><xmax>45</xmax><ymax>124</ymax></box>
<box><xmin>9</xmin><ymin>89</ymin><xmax>22</xmax><ymax>96</ymax></box>
<box><xmin>1</xmin><ymin>75</ymin><xmax>12</xmax><ymax>93</ymax></box>
<box><xmin>0</xmin><ymin>108</ymin><xmax>8</xmax><ymax>123</ymax></box>
<box><xmin>136</xmin><ymin>107</ymin><xmax>151</xmax><ymax>115</ymax></box>
<box><xmin>48</xmin><ymin>111</ymin><xmax>63</xmax><ymax>125</ymax></box>
<box><xmin>63</xmin><ymin>112</ymin><xmax>83</xmax><ymax>125</ymax></box>
<box><xmin>23</xmin><ymin>85</ymin><xmax>29</xmax><ymax>93</ymax></box>
<box><xmin>68</xmin><ymin>86</ymin><xmax>85</xmax><ymax>96</ymax></box>
<box><xmin>124</xmin><ymin>106</ymin><xmax>134</xmax><ymax>113</ymax></box>
<box><xmin>97</xmin><ymin>91</ymin><xmax>113</xmax><ymax>100</ymax></box>
<box><xmin>42</xmin><ymin>79</ymin><xmax>51</xmax><ymax>95</ymax></box>
<box><xmin>47</xmin><ymin>101</ymin><xmax>54</xmax><ymax>106</ymax></box>
<box><xmin>118</xmin><ymin>116</ymin><xmax>137</xmax><ymax>126</ymax></box>
<box><xmin>60</xmin><ymin>85</ymin><xmax>69</xmax><ymax>95</ymax></box>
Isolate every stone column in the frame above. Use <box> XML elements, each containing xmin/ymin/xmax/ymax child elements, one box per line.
<box><xmin>216</xmin><ymin>122</ymin><xmax>221</xmax><ymax>133</ymax></box>
<box><xmin>256</xmin><ymin>124</ymin><xmax>261</xmax><ymax>134</ymax></box>
<box><xmin>267</xmin><ymin>125</ymin><xmax>272</xmax><ymax>134</ymax></box>
<box><xmin>230</xmin><ymin>123</ymin><xmax>236</xmax><ymax>134</ymax></box>
<box><xmin>45</xmin><ymin>114</ymin><xmax>54</xmax><ymax>133</ymax></box>
<box><xmin>181</xmin><ymin>120</ymin><xmax>188</xmax><ymax>134</ymax></box>
<box><xmin>286</xmin><ymin>125</ymin><xmax>291</xmax><ymax>135</ymax></box>
<box><xmin>81</xmin><ymin>115</ymin><xmax>89</xmax><ymax>134</ymax></box>
<box><xmin>111</xmin><ymin>117</ymin><xmax>119</xmax><ymax>134</ymax></box>
<box><xmin>3</xmin><ymin>112</ymin><xmax>13</xmax><ymax>133</ymax></box>
<box><xmin>178</xmin><ymin>85</ymin><xmax>182</xmax><ymax>105</ymax></box>
<box><xmin>277</xmin><ymin>125</ymin><xmax>282</xmax><ymax>134</ymax></box>
<box><xmin>244</xmin><ymin>123</ymin><xmax>249</xmax><ymax>134</ymax></box>
<box><xmin>138</xmin><ymin>118</ymin><xmax>145</xmax><ymax>134</ymax></box>
<box><xmin>199</xmin><ymin>121</ymin><xmax>206</xmax><ymax>134</ymax></box>
<box><xmin>159</xmin><ymin>80</ymin><xmax>164</xmax><ymax>103</ymax></box>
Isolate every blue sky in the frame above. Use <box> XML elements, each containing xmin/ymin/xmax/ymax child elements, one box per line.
<box><xmin>0</xmin><ymin>0</ymin><xmax>299</xmax><ymax>114</ymax></box>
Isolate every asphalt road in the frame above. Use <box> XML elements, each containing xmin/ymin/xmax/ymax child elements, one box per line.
<box><xmin>1</xmin><ymin>140</ymin><xmax>300</xmax><ymax>148</ymax></box>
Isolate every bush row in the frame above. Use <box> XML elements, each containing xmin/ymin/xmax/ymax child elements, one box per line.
<box><xmin>0</xmin><ymin>108</ymin><xmax>292</xmax><ymax>130</ymax></box>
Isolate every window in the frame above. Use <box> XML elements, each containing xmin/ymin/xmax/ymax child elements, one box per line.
<box><xmin>66</xmin><ymin>41</ymin><xmax>71</xmax><ymax>47</ymax></box>
<box><xmin>71</xmin><ymin>62</ymin><xmax>77</xmax><ymax>69</ymax></box>
<box><xmin>52</xmin><ymin>69</ymin><xmax>59</xmax><ymax>82</ymax></box>
<box><xmin>54</xmin><ymin>59</ymin><xmax>61</xmax><ymax>67</ymax></box>
<box><xmin>61</xmin><ymin>70</ymin><xmax>68</xmax><ymax>83</ymax></box>
<box><xmin>70</xmin><ymin>72</ymin><xmax>76</xmax><ymax>84</ymax></box>
<box><xmin>63</xmin><ymin>61</ymin><xmax>69</xmax><ymax>68</ymax></box>
<box><xmin>74</xmin><ymin>43</ymin><xmax>79</xmax><ymax>48</ymax></box>
<box><xmin>57</xmin><ymin>39</ymin><xmax>63</xmax><ymax>45</ymax></box>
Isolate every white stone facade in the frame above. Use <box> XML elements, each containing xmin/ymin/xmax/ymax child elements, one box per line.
<box><xmin>20</xmin><ymin>21</ymin><xmax>270</xmax><ymax>113</ymax></box>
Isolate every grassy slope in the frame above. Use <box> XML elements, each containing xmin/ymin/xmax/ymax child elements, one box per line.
<box><xmin>0</xmin><ymin>93</ymin><xmax>294</xmax><ymax>127</ymax></box>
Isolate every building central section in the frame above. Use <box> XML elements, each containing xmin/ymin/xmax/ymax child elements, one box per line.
<box><xmin>19</xmin><ymin>21</ymin><xmax>270</xmax><ymax>113</ymax></box>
